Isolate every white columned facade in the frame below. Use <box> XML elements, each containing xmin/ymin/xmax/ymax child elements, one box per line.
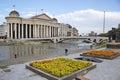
<box><xmin>6</xmin><ymin>22</ymin><xmax>67</xmax><ymax>40</ymax></box>
<box><xmin>6</xmin><ymin>10</ymin><xmax>74</xmax><ymax>41</ymax></box>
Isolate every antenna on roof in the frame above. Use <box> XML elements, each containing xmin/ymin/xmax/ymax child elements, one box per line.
<box><xmin>13</xmin><ymin>5</ymin><xmax>15</xmax><ymax>11</ymax></box>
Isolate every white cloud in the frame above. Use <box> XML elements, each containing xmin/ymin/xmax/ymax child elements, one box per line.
<box><xmin>20</xmin><ymin>9</ymin><xmax>120</xmax><ymax>35</ymax></box>
<box><xmin>25</xmin><ymin>13</ymin><xmax>35</xmax><ymax>17</ymax></box>
<box><xmin>21</xmin><ymin>11</ymin><xmax>36</xmax><ymax>18</ymax></box>
<box><xmin>55</xmin><ymin>9</ymin><xmax>120</xmax><ymax>34</ymax></box>
<box><xmin>0</xmin><ymin>14</ymin><xmax>4</xmax><ymax>18</ymax></box>
<box><xmin>0</xmin><ymin>13</ymin><xmax>5</xmax><ymax>24</ymax></box>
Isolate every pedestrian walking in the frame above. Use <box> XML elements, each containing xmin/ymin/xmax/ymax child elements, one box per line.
<box><xmin>65</xmin><ymin>49</ymin><xmax>68</xmax><ymax>56</ymax></box>
<box><xmin>90</xmin><ymin>45</ymin><xmax>93</xmax><ymax>49</ymax></box>
<box><xmin>14</xmin><ymin>54</ymin><xmax>17</xmax><ymax>58</ymax></box>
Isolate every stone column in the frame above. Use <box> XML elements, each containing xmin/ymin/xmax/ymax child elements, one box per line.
<box><xmin>22</xmin><ymin>24</ymin><xmax>23</xmax><ymax>39</ymax></box>
<box><xmin>56</xmin><ymin>27</ymin><xmax>58</xmax><ymax>37</ymax></box>
<box><xmin>18</xmin><ymin>23</ymin><xmax>20</xmax><ymax>39</ymax></box>
<box><xmin>29</xmin><ymin>24</ymin><xmax>31</xmax><ymax>38</ymax></box>
<box><xmin>42</xmin><ymin>25</ymin><xmax>44</xmax><ymax>38</ymax></box>
<box><xmin>38</xmin><ymin>25</ymin><xmax>39</xmax><ymax>38</ymax></box>
<box><xmin>48</xmin><ymin>26</ymin><xmax>49</xmax><ymax>37</ymax></box>
<box><xmin>47</xmin><ymin>26</ymin><xmax>49</xmax><ymax>37</ymax></box>
<box><xmin>26</xmin><ymin>24</ymin><xmax>28</xmax><ymax>38</ymax></box>
<box><xmin>44</xmin><ymin>25</ymin><xmax>46</xmax><ymax>38</ymax></box>
<box><xmin>58</xmin><ymin>27</ymin><xmax>59</xmax><ymax>37</ymax></box>
<box><xmin>57</xmin><ymin>27</ymin><xmax>58</xmax><ymax>37</ymax></box>
<box><xmin>7</xmin><ymin>23</ymin><xmax>9</xmax><ymax>39</ymax></box>
<box><xmin>35</xmin><ymin>24</ymin><xmax>37</xmax><ymax>38</ymax></box>
<box><xmin>44</xmin><ymin>26</ymin><xmax>46</xmax><ymax>38</ymax></box>
<box><xmin>8</xmin><ymin>23</ymin><xmax>12</xmax><ymax>39</ymax></box>
<box><xmin>46</xmin><ymin>26</ymin><xmax>48</xmax><ymax>37</ymax></box>
<box><xmin>11</xmin><ymin>23</ymin><xmax>13</xmax><ymax>39</ymax></box>
<box><xmin>15</xmin><ymin>23</ymin><xmax>17</xmax><ymax>39</ymax></box>
<box><xmin>53</xmin><ymin>27</ymin><xmax>55</xmax><ymax>37</ymax></box>
<box><xmin>55</xmin><ymin>27</ymin><xmax>57</xmax><ymax>37</ymax></box>
<box><xmin>40</xmin><ymin>25</ymin><xmax>42</xmax><ymax>38</ymax></box>
<box><xmin>55</xmin><ymin>27</ymin><xmax>56</xmax><ymax>37</ymax></box>
<box><xmin>34</xmin><ymin>24</ymin><xmax>37</xmax><ymax>38</ymax></box>
<box><xmin>51</xmin><ymin>26</ymin><xmax>53</xmax><ymax>37</ymax></box>
<box><xmin>49</xmin><ymin>26</ymin><xmax>51</xmax><ymax>37</ymax></box>
<box><xmin>37</xmin><ymin>25</ymin><xmax>39</xmax><ymax>38</ymax></box>
<box><xmin>54</xmin><ymin>27</ymin><xmax>55</xmax><ymax>37</ymax></box>
<box><xmin>33</xmin><ymin>24</ymin><xmax>35</xmax><ymax>38</ymax></box>
<box><xmin>39</xmin><ymin>25</ymin><xmax>41</xmax><ymax>38</ymax></box>
<box><xmin>54</xmin><ymin>27</ymin><xmax>56</xmax><ymax>37</ymax></box>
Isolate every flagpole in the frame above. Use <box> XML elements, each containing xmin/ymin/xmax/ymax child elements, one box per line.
<box><xmin>41</xmin><ymin>9</ymin><xmax>43</xmax><ymax>13</ymax></box>
<box><xmin>13</xmin><ymin>5</ymin><xmax>15</xmax><ymax>11</ymax></box>
<box><xmin>103</xmin><ymin>11</ymin><xmax>105</xmax><ymax>33</ymax></box>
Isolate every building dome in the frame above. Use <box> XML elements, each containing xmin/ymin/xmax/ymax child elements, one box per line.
<box><xmin>66</xmin><ymin>24</ymin><xmax>72</xmax><ymax>28</ymax></box>
<box><xmin>52</xmin><ymin>18</ymin><xmax>58</xmax><ymax>22</ymax></box>
<box><xmin>9</xmin><ymin>10</ymin><xmax>20</xmax><ymax>17</ymax></box>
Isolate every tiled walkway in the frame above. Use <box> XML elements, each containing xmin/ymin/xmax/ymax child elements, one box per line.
<box><xmin>0</xmin><ymin>49</ymin><xmax>120</xmax><ymax>80</ymax></box>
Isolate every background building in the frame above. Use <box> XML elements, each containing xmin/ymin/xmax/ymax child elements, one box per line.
<box><xmin>72</xmin><ymin>27</ymin><xmax>79</xmax><ymax>36</ymax></box>
<box><xmin>118</xmin><ymin>24</ymin><xmax>120</xmax><ymax>28</ymax></box>
<box><xmin>88</xmin><ymin>31</ymin><xmax>97</xmax><ymax>36</ymax></box>
<box><xmin>0</xmin><ymin>23</ymin><xmax>7</xmax><ymax>39</ymax></box>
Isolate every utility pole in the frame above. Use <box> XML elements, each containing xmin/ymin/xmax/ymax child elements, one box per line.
<box><xmin>103</xmin><ymin>11</ymin><xmax>105</xmax><ymax>33</ymax></box>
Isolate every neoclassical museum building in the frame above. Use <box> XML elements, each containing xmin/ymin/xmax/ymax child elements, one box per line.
<box><xmin>5</xmin><ymin>10</ymin><xmax>78</xmax><ymax>40</ymax></box>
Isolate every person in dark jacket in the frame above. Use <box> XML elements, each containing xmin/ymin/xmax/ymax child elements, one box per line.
<box><xmin>65</xmin><ymin>49</ymin><xmax>68</xmax><ymax>56</ymax></box>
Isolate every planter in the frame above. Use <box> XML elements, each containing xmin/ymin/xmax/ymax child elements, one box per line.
<box><xmin>80</xmin><ymin>50</ymin><xmax>119</xmax><ymax>59</ymax></box>
<box><xmin>26</xmin><ymin>58</ymin><xmax>96</xmax><ymax>80</ymax></box>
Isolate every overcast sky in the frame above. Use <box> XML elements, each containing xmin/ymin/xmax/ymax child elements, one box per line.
<box><xmin>0</xmin><ymin>0</ymin><xmax>120</xmax><ymax>34</ymax></box>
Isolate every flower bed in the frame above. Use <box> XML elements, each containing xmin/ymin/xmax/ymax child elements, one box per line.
<box><xmin>84</xmin><ymin>50</ymin><xmax>118</xmax><ymax>57</ymax></box>
<box><xmin>81</xmin><ymin>50</ymin><xmax>119</xmax><ymax>59</ymax></box>
<box><xmin>29</xmin><ymin>58</ymin><xmax>92</xmax><ymax>77</ymax></box>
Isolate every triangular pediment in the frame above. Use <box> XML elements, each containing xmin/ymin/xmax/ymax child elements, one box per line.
<box><xmin>31</xmin><ymin>13</ymin><xmax>52</xmax><ymax>20</ymax></box>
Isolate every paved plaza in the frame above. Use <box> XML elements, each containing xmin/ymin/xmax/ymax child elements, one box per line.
<box><xmin>0</xmin><ymin>49</ymin><xmax>120</xmax><ymax>80</ymax></box>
